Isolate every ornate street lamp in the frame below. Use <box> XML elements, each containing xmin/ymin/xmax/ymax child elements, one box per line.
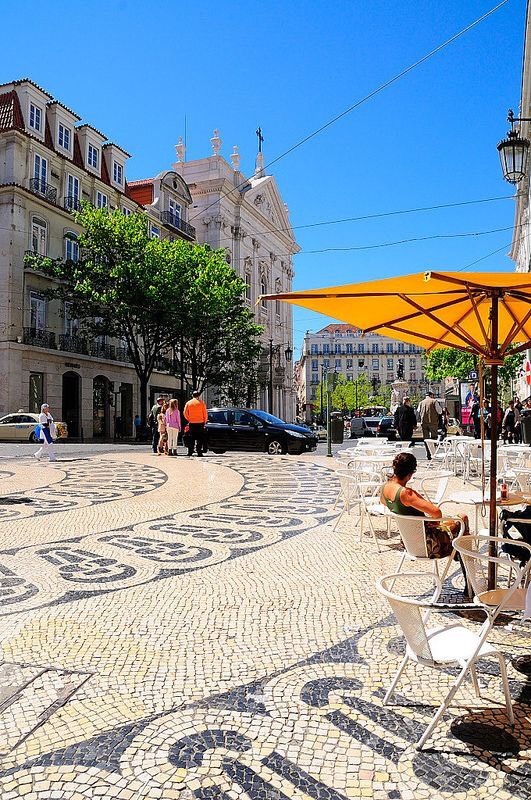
<box><xmin>284</xmin><ymin>342</ymin><xmax>293</xmax><ymax>362</ymax></box>
<box><xmin>498</xmin><ymin>109</ymin><xmax>531</xmax><ymax>184</ymax></box>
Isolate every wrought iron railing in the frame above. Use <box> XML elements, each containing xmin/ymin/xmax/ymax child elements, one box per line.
<box><xmin>28</xmin><ymin>178</ymin><xmax>57</xmax><ymax>203</ymax></box>
<box><xmin>58</xmin><ymin>334</ymin><xmax>89</xmax><ymax>355</ymax></box>
<box><xmin>161</xmin><ymin>211</ymin><xmax>196</xmax><ymax>239</ymax></box>
<box><xmin>23</xmin><ymin>327</ymin><xmax>56</xmax><ymax>349</ymax></box>
<box><xmin>63</xmin><ymin>195</ymin><xmax>82</xmax><ymax>212</ymax></box>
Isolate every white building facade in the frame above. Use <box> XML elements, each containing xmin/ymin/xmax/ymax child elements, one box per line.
<box><xmin>0</xmin><ymin>79</ymin><xmax>194</xmax><ymax>438</ymax></box>
<box><xmin>173</xmin><ymin>132</ymin><xmax>299</xmax><ymax>421</ymax></box>
<box><xmin>297</xmin><ymin>324</ymin><xmax>431</xmax><ymax>419</ymax></box>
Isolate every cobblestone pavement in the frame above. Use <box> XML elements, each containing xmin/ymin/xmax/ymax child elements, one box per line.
<box><xmin>0</xmin><ymin>449</ymin><xmax>529</xmax><ymax>799</ymax></box>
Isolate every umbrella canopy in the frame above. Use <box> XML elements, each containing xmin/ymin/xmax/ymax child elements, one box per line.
<box><xmin>262</xmin><ymin>270</ymin><xmax>531</xmax><ymax>588</ymax></box>
<box><xmin>263</xmin><ymin>271</ymin><xmax>531</xmax><ymax>359</ymax></box>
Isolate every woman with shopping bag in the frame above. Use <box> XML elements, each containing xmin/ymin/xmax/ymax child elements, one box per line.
<box><xmin>34</xmin><ymin>403</ymin><xmax>57</xmax><ymax>462</ymax></box>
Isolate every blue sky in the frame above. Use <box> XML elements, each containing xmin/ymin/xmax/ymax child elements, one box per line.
<box><xmin>3</xmin><ymin>0</ymin><xmax>527</xmax><ymax>353</ymax></box>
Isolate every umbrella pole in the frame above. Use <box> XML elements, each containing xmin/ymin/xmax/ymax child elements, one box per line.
<box><xmin>488</xmin><ymin>363</ymin><xmax>498</xmax><ymax>589</ymax></box>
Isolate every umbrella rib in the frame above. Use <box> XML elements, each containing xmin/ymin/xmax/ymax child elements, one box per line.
<box><xmin>499</xmin><ymin>299</ymin><xmax>531</xmax><ymax>353</ymax></box>
<box><xmin>385</xmin><ymin>323</ymin><xmax>478</xmax><ymax>354</ymax></box>
<box><xmin>465</xmin><ymin>286</ymin><xmax>489</xmax><ymax>344</ymax></box>
<box><xmin>396</xmin><ymin>294</ymin><xmax>483</xmax><ymax>352</ymax></box>
<box><xmin>427</xmin><ymin>271</ymin><xmax>531</xmax><ymax>293</ymax></box>
<box><xmin>363</xmin><ymin>294</ymin><xmax>472</xmax><ymax>334</ymax></box>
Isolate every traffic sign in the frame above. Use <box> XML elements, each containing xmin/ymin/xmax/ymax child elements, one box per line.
<box><xmin>468</xmin><ymin>371</ymin><xmax>478</xmax><ymax>380</ymax></box>
<box><xmin>525</xmin><ymin>360</ymin><xmax>531</xmax><ymax>387</ymax></box>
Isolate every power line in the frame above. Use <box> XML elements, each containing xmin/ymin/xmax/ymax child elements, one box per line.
<box><xmin>188</xmin><ymin>0</ymin><xmax>510</xmax><ymax>226</ymax></box>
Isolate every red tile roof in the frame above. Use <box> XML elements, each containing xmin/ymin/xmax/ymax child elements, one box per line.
<box><xmin>317</xmin><ymin>324</ymin><xmax>360</xmax><ymax>334</ymax></box>
<box><xmin>0</xmin><ymin>90</ymin><xmax>24</xmax><ymax>132</ymax></box>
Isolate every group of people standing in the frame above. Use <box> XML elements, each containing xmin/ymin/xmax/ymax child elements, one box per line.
<box><xmin>148</xmin><ymin>390</ymin><xmax>208</xmax><ymax>457</ymax></box>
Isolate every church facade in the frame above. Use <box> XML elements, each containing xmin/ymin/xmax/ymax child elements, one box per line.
<box><xmin>172</xmin><ymin>131</ymin><xmax>299</xmax><ymax>421</ymax></box>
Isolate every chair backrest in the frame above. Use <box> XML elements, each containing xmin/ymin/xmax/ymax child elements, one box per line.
<box><xmin>417</xmin><ymin>470</ymin><xmax>452</xmax><ymax>505</ymax></box>
<box><xmin>376</xmin><ymin>571</ymin><xmax>442</xmax><ymax>662</ymax></box>
<box><xmin>424</xmin><ymin>439</ymin><xmax>439</xmax><ymax>458</ymax></box>
<box><xmin>388</xmin><ymin>511</ymin><xmax>429</xmax><ymax>558</ymax></box>
<box><xmin>453</xmin><ymin>534</ymin><xmax>531</xmax><ymax>616</ymax></box>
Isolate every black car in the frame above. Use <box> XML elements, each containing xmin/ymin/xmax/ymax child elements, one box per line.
<box><xmin>205</xmin><ymin>408</ymin><xmax>318</xmax><ymax>455</ymax></box>
<box><xmin>376</xmin><ymin>416</ymin><xmax>398</xmax><ymax>440</ymax></box>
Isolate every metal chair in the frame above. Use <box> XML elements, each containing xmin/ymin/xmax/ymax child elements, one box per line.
<box><xmin>376</xmin><ymin>569</ymin><xmax>518</xmax><ymax>749</ymax></box>
<box><xmin>388</xmin><ymin>509</ymin><xmax>462</xmax><ymax>584</ymax></box>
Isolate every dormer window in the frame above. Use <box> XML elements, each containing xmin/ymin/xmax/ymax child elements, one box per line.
<box><xmin>58</xmin><ymin>124</ymin><xmax>71</xmax><ymax>151</ymax></box>
<box><xmin>113</xmin><ymin>162</ymin><xmax>123</xmax><ymax>185</ymax></box>
<box><xmin>29</xmin><ymin>103</ymin><xmax>42</xmax><ymax>133</ymax></box>
<box><xmin>88</xmin><ymin>144</ymin><xmax>99</xmax><ymax>169</ymax></box>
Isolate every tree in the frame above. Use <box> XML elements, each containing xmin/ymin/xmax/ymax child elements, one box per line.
<box><xmin>24</xmin><ymin>205</ymin><xmax>262</xmax><ymax>422</ymax></box>
<box><xmin>425</xmin><ymin>347</ymin><xmax>522</xmax><ymax>399</ymax></box>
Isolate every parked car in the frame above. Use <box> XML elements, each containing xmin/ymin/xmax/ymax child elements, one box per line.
<box><xmin>312</xmin><ymin>424</ymin><xmax>328</xmax><ymax>441</ymax></box>
<box><xmin>0</xmin><ymin>412</ymin><xmax>68</xmax><ymax>442</ymax></box>
<box><xmin>376</xmin><ymin>416</ymin><xmax>398</xmax><ymax>440</ymax></box>
<box><xmin>349</xmin><ymin>417</ymin><xmax>373</xmax><ymax>439</ymax></box>
<box><xmin>361</xmin><ymin>417</ymin><xmax>381</xmax><ymax>437</ymax></box>
<box><xmin>205</xmin><ymin>408</ymin><xmax>318</xmax><ymax>455</ymax></box>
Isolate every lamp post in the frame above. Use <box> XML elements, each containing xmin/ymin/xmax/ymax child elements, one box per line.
<box><xmin>355</xmin><ymin>358</ymin><xmax>365</xmax><ymax>414</ymax></box>
<box><xmin>498</xmin><ymin>109</ymin><xmax>531</xmax><ymax>183</ymax></box>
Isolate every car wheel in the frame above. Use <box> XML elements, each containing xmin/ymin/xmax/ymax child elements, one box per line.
<box><xmin>211</xmin><ymin>449</ymin><xmax>226</xmax><ymax>454</ymax></box>
<box><xmin>29</xmin><ymin>431</ymin><xmax>39</xmax><ymax>443</ymax></box>
<box><xmin>267</xmin><ymin>439</ymin><xmax>284</xmax><ymax>455</ymax></box>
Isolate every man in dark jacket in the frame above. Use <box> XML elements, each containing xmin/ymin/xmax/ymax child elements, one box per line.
<box><xmin>393</xmin><ymin>397</ymin><xmax>417</xmax><ymax>444</ymax></box>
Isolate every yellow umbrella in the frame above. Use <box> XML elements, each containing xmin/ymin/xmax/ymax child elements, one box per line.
<box><xmin>263</xmin><ymin>270</ymin><xmax>531</xmax><ymax>587</ymax></box>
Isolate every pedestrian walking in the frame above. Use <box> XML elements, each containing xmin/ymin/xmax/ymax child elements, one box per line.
<box><xmin>165</xmin><ymin>398</ymin><xmax>181</xmax><ymax>456</ymax></box>
<box><xmin>34</xmin><ymin>403</ymin><xmax>57</xmax><ymax>462</ymax></box>
<box><xmin>157</xmin><ymin>402</ymin><xmax>169</xmax><ymax>455</ymax></box>
<box><xmin>502</xmin><ymin>400</ymin><xmax>517</xmax><ymax>444</ymax></box>
<box><xmin>148</xmin><ymin>396</ymin><xmax>164</xmax><ymax>454</ymax></box>
<box><xmin>417</xmin><ymin>391</ymin><xmax>441</xmax><ymax>458</ymax></box>
<box><xmin>470</xmin><ymin>398</ymin><xmax>481</xmax><ymax>439</ymax></box>
<box><xmin>393</xmin><ymin>397</ymin><xmax>416</xmax><ymax>445</ymax></box>
<box><xmin>183</xmin><ymin>390</ymin><xmax>208</xmax><ymax>457</ymax></box>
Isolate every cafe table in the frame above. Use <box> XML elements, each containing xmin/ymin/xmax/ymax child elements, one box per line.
<box><xmin>442</xmin><ymin>490</ymin><xmax>530</xmax><ymax>533</ymax></box>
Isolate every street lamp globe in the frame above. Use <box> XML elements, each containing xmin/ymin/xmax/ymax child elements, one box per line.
<box><xmin>284</xmin><ymin>343</ymin><xmax>293</xmax><ymax>362</ymax></box>
<box><xmin>498</xmin><ymin>128</ymin><xmax>530</xmax><ymax>184</ymax></box>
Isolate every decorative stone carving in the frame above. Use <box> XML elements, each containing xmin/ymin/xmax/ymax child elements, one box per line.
<box><xmin>175</xmin><ymin>137</ymin><xmax>186</xmax><ymax>163</ymax></box>
<box><xmin>275</xmin><ymin>277</ymin><xmax>282</xmax><ymax>293</ymax></box>
<box><xmin>230</xmin><ymin>145</ymin><xmax>240</xmax><ymax>171</ymax></box>
<box><xmin>210</xmin><ymin>129</ymin><xmax>222</xmax><ymax>155</ymax></box>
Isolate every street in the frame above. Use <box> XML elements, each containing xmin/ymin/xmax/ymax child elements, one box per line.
<box><xmin>0</xmin><ymin>448</ymin><xmax>529</xmax><ymax>799</ymax></box>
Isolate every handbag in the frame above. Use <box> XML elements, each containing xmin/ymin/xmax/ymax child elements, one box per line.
<box><xmin>34</xmin><ymin>424</ymin><xmax>41</xmax><ymax>440</ymax></box>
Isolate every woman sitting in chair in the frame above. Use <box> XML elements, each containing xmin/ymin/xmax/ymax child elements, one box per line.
<box><xmin>381</xmin><ymin>451</ymin><xmax>469</xmax><ymax>559</ymax></box>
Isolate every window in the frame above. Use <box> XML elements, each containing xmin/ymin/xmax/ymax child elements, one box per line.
<box><xmin>234</xmin><ymin>410</ymin><xmax>253</xmax><ymax>425</ymax></box>
<box><xmin>113</xmin><ymin>162</ymin><xmax>123</xmax><ymax>184</ymax></box>
<box><xmin>169</xmin><ymin>198</ymin><xmax>181</xmax><ymax>224</ymax></box>
<box><xmin>260</xmin><ymin>277</ymin><xmax>267</xmax><ymax>309</ymax></box>
<box><xmin>29</xmin><ymin>373</ymin><xmax>44</xmax><ymax>413</ymax></box>
<box><xmin>310</xmin><ymin>344</ymin><xmax>318</xmax><ymax>354</ymax></box>
<box><xmin>30</xmin><ymin>292</ymin><xmax>46</xmax><ymax>331</ymax></box>
<box><xmin>411</xmin><ymin>372</ymin><xmax>417</xmax><ymax>382</ymax></box>
<box><xmin>335</xmin><ymin>359</ymin><xmax>341</xmax><ymax>369</ymax></box>
<box><xmin>335</xmin><ymin>343</ymin><xmax>341</xmax><ymax>354</ymax></box>
<box><xmin>33</xmin><ymin>153</ymin><xmax>47</xmax><ymax>192</ymax></box>
<box><xmin>31</xmin><ymin>216</ymin><xmax>47</xmax><ymax>255</ymax></box>
<box><xmin>58</xmin><ymin>124</ymin><xmax>70</xmax><ymax>150</ymax></box>
<box><xmin>387</xmin><ymin>343</ymin><xmax>393</xmax><ymax>353</ymax></box>
<box><xmin>311</xmin><ymin>359</ymin><xmax>318</xmax><ymax>370</ymax></box>
<box><xmin>65</xmin><ymin>232</ymin><xmax>79</xmax><ymax>262</ymax></box>
<box><xmin>409</xmin><ymin>359</ymin><xmax>416</xmax><ymax>370</ymax></box>
<box><xmin>29</xmin><ymin>102</ymin><xmax>42</xmax><ymax>132</ymax></box>
<box><xmin>323</xmin><ymin>344</ymin><xmax>330</xmax><ymax>354</ymax></box>
<box><xmin>208</xmin><ymin>410</ymin><xmax>228</xmax><ymax>424</ymax></box>
<box><xmin>122</xmin><ymin>206</ymin><xmax>132</xmax><ymax>216</ymax></box>
<box><xmin>397</xmin><ymin>343</ymin><xmax>405</xmax><ymax>353</ymax></box>
<box><xmin>387</xmin><ymin>358</ymin><xmax>393</xmax><ymax>369</ymax></box>
<box><xmin>358</xmin><ymin>343</ymin><xmax>365</xmax><ymax>354</ymax></box>
<box><xmin>346</xmin><ymin>359</ymin><xmax>353</xmax><ymax>368</ymax></box>
<box><xmin>66</xmin><ymin>174</ymin><xmax>80</xmax><ymax>210</ymax></box>
<box><xmin>323</xmin><ymin>359</ymin><xmax>330</xmax><ymax>369</ymax></box>
<box><xmin>96</xmin><ymin>191</ymin><xmax>108</xmax><ymax>208</ymax></box>
<box><xmin>88</xmin><ymin>144</ymin><xmax>99</xmax><ymax>169</ymax></box>
<box><xmin>408</xmin><ymin>344</ymin><xmax>416</xmax><ymax>353</ymax></box>
<box><xmin>150</xmin><ymin>224</ymin><xmax>160</xmax><ymax>238</ymax></box>
<box><xmin>346</xmin><ymin>374</ymin><xmax>353</xmax><ymax>381</ymax></box>
<box><xmin>372</xmin><ymin>343</ymin><xmax>379</xmax><ymax>353</ymax></box>
<box><xmin>275</xmin><ymin>300</ymin><xmax>281</xmax><ymax>319</ymax></box>
<box><xmin>63</xmin><ymin>302</ymin><xmax>79</xmax><ymax>336</ymax></box>
<box><xmin>244</xmin><ymin>272</ymin><xmax>251</xmax><ymax>302</ymax></box>
<box><xmin>372</xmin><ymin>358</ymin><xmax>379</xmax><ymax>370</ymax></box>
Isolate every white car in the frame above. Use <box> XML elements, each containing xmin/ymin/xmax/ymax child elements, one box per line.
<box><xmin>0</xmin><ymin>412</ymin><xmax>68</xmax><ymax>443</ymax></box>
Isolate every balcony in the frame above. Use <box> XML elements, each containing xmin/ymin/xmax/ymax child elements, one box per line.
<box><xmin>161</xmin><ymin>211</ymin><xmax>196</xmax><ymax>240</ymax></box>
<box><xmin>58</xmin><ymin>334</ymin><xmax>89</xmax><ymax>355</ymax></box>
<box><xmin>29</xmin><ymin>178</ymin><xmax>57</xmax><ymax>204</ymax></box>
<box><xmin>89</xmin><ymin>342</ymin><xmax>130</xmax><ymax>362</ymax></box>
<box><xmin>64</xmin><ymin>195</ymin><xmax>82</xmax><ymax>212</ymax></box>
<box><xmin>153</xmin><ymin>357</ymin><xmax>179</xmax><ymax>373</ymax></box>
<box><xmin>23</xmin><ymin>327</ymin><xmax>56</xmax><ymax>349</ymax></box>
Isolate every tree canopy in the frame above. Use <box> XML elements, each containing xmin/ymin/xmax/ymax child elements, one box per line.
<box><xmin>25</xmin><ymin>205</ymin><xmax>262</xmax><ymax>419</ymax></box>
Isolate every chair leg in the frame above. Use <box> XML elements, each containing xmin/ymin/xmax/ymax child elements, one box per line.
<box><xmin>438</xmin><ymin>550</ymin><xmax>457</xmax><ymax>587</ymax></box>
<box><xmin>497</xmin><ymin>653</ymin><xmax>514</xmax><ymax>725</ymax></box>
<box><xmin>417</xmin><ymin>661</ymin><xmax>473</xmax><ymax>750</ymax></box>
<box><xmin>384</xmin><ymin>654</ymin><xmax>409</xmax><ymax>704</ymax></box>
<box><xmin>469</xmin><ymin>663</ymin><xmax>481</xmax><ymax>697</ymax></box>
<box><xmin>332</xmin><ymin>510</ymin><xmax>344</xmax><ymax>532</ymax></box>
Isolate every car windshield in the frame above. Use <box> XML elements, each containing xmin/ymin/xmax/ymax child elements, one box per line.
<box><xmin>251</xmin><ymin>410</ymin><xmax>286</xmax><ymax>425</ymax></box>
